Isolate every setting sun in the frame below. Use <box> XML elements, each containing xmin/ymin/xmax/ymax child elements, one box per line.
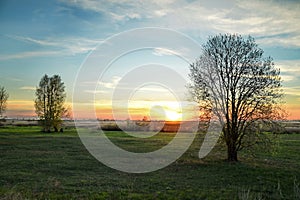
<box><xmin>165</xmin><ymin>110</ymin><xmax>182</xmax><ymax>121</ymax></box>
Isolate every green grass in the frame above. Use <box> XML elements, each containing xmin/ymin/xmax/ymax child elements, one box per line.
<box><xmin>0</xmin><ymin>126</ymin><xmax>300</xmax><ymax>199</ymax></box>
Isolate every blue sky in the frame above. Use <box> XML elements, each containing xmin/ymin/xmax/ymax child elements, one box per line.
<box><xmin>0</xmin><ymin>0</ymin><xmax>300</xmax><ymax>119</ymax></box>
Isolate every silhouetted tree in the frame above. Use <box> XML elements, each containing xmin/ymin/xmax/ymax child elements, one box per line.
<box><xmin>0</xmin><ymin>86</ymin><xmax>9</xmax><ymax>118</ymax></box>
<box><xmin>35</xmin><ymin>74</ymin><xmax>67</xmax><ymax>132</ymax></box>
<box><xmin>189</xmin><ymin>34</ymin><xmax>283</xmax><ymax>161</ymax></box>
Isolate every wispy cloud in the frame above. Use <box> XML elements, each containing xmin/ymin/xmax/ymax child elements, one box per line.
<box><xmin>258</xmin><ymin>35</ymin><xmax>300</xmax><ymax>48</ymax></box>
<box><xmin>19</xmin><ymin>86</ymin><xmax>36</xmax><ymax>91</ymax></box>
<box><xmin>2</xmin><ymin>35</ymin><xmax>103</xmax><ymax>60</ymax></box>
<box><xmin>10</xmin><ymin>35</ymin><xmax>59</xmax><ymax>46</ymax></box>
<box><xmin>61</xmin><ymin>0</ymin><xmax>300</xmax><ymax>48</ymax></box>
<box><xmin>277</xmin><ymin>60</ymin><xmax>300</xmax><ymax>74</ymax></box>
<box><xmin>153</xmin><ymin>48</ymin><xmax>180</xmax><ymax>56</ymax></box>
<box><xmin>0</xmin><ymin>51</ymin><xmax>60</xmax><ymax>61</ymax></box>
<box><xmin>276</xmin><ymin>60</ymin><xmax>300</xmax><ymax>83</ymax></box>
<box><xmin>60</xmin><ymin>0</ymin><xmax>176</xmax><ymax>22</ymax></box>
<box><xmin>84</xmin><ymin>90</ymin><xmax>107</xmax><ymax>94</ymax></box>
<box><xmin>98</xmin><ymin>76</ymin><xmax>121</xmax><ymax>89</ymax></box>
<box><xmin>206</xmin><ymin>1</ymin><xmax>300</xmax><ymax>47</ymax></box>
<box><xmin>281</xmin><ymin>75</ymin><xmax>294</xmax><ymax>82</ymax></box>
<box><xmin>139</xmin><ymin>87</ymin><xmax>168</xmax><ymax>92</ymax></box>
<box><xmin>82</xmin><ymin>76</ymin><xmax>122</xmax><ymax>95</ymax></box>
<box><xmin>282</xmin><ymin>87</ymin><xmax>300</xmax><ymax>96</ymax></box>
<box><xmin>3</xmin><ymin>0</ymin><xmax>293</xmax><ymax>62</ymax></box>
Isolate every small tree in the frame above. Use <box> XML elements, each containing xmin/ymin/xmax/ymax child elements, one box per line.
<box><xmin>35</xmin><ymin>74</ymin><xmax>67</xmax><ymax>132</ymax></box>
<box><xmin>0</xmin><ymin>86</ymin><xmax>9</xmax><ymax>118</ymax></box>
<box><xmin>189</xmin><ymin>34</ymin><xmax>283</xmax><ymax>161</ymax></box>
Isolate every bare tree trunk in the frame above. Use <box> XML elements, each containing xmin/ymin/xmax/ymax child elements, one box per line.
<box><xmin>227</xmin><ymin>142</ymin><xmax>238</xmax><ymax>162</ymax></box>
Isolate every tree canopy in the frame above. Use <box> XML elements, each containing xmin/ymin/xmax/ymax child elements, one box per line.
<box><xmin>0</xmin><ymin>86</ymin><xmax>9</xmax><ymax>118</ymax></box>
<box><xmin>189</xmin><ymin>34</ymin><xmax>284</xmax><ymax>161</ymax></box>
<box><xmin>35</xmin><ymin>74</ymin><xmax>67</xmax><ymax>132</ymax></box>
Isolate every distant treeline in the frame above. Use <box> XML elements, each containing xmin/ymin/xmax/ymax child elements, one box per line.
<box><xmin>1</xmin><ymin>119</ymin><xmax>300</xmax><ymax>134</ymax></box>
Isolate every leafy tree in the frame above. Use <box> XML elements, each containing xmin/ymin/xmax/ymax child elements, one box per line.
<box><xmin>35</xmin><ymin>74</ymin><xmax>67</xmax><ymax>132</ymax></box>
<box><xmin>189</xmin><ymin>34</ymin><xmax>283</xmax><ymax>161</ymax></box>
<box><xmin>0</xmin><ymin>86</ymin><xmax>9</xmax><ymax>118</ymax></box>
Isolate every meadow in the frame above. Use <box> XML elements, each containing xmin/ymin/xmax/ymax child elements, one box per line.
<box><xmin>0</xmin><ymin>125</ymin><xmax>300</xmax><ymax>199</ymax></box>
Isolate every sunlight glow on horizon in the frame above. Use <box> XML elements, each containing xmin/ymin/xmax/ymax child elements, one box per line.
<box><xmin>4</xmin><ymin>98</ymin><xmax>300</xmax><ymax>121</ymax></box>
<box><xmin>94</xmin><ymin>100</ymin><xmax>196</xmax><ymax>121</ymax></box>
<box><xmin>165</xmin><ymin>110</ymin><xmax>182</xmax><ymax>121</ymax></box>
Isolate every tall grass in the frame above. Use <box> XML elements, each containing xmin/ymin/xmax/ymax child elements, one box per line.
<box><xmin>238</xmin><ymin>179</ymin><xmax>300</xmax><ymax>200</ymax></box>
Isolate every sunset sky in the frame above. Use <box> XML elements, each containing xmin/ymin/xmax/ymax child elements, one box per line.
<box><xmin>0</xmin><ymin>0</ymin><xmax>299</xmax><ymax>120</ymax></box>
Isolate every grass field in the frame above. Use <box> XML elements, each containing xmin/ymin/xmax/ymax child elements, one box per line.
<box><xmin>1</xmin><ymin>126</ymin><xmax>300</xmax><ymax>199</ymax></box>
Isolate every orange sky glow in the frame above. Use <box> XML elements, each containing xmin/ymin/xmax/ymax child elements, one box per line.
<box><xmin>5</xmin><ymin>98</ymin><xmax>299</xmax><ymax>121</ymax></box>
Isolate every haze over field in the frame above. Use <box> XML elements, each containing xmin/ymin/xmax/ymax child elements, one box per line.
<box><xmin>0</xmin><ymin>0</ymin><xmax>299</xmax><ymax>120</ymax></box>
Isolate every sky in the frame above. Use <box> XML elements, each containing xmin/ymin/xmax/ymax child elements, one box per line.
<box><xmin>0</xmin><ymin>0</ymin><xmax>300</xmax><ymax>120</ymax></box>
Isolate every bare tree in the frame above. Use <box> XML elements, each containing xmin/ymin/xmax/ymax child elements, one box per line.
<box><xmin>35</xmin><ymin>74</ymin><xmax>67</xmax><ymax>132</ymax></box>
<box><xmin>189</xmin><ymin>34</ymin><xmax>284</xmax><ymax>161</ymax></box>
<box><xmin>0</xmin><ymin>86</ymin><xmax>9</xmax><ymax>118</ymax></box>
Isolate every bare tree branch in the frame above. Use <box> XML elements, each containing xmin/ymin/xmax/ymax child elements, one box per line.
<box><xmin>189</xmin><ymin>34</ymin><xmax>284</xmax><ymax>161</ymax></box>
